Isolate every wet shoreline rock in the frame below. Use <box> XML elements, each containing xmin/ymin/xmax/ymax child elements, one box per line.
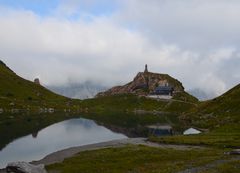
<box><xmin>227</xmin><ymin>149</ymin><xmax>240</xmax><ymax>155</ymax></box>
<box><xmin>6</xmin><ymin>162</ymin><xmax>47</xmax><ymax>173</ymax></box>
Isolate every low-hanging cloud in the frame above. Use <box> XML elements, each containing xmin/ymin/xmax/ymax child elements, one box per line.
<box><xmin>0</xmin><ymin>0</ymin><xmax>240</xmax><ymax>98</ymax></box>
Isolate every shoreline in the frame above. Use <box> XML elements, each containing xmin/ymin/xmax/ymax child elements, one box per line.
<box><xmin>31</xmin><ymin>138</ymin><xmax>146</xmax><ymax>166</ymax></box>
<box><xmin>0</xmin><ymin>138</ymin><xmax>205</xmax><ymax>173</ymax></box>
<box><xmin>32</xmin><ymin>137</ymin><xmax>204</xmax><ymax>166</ymax></box>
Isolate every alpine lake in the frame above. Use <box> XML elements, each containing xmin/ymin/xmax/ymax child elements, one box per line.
<box><xmin>0</xmin><ymin>112</ymin><xmax>180</xmax><ymax>168</ymax></box>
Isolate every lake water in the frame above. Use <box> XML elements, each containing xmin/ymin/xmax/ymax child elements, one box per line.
<box><xmin>0</xmin><ymin>118</ymin><xmax>127</xmax><ymax>168</ymax></box>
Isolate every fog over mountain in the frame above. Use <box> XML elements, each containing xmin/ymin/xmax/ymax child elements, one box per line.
<box><xmin>0</xmin><ymin>0</ymin><xmax>240</xmax><ymax>97</ymax></box>
<box><xmin>47</xmin><ymin>81</ymin><xmax>216</xmax><ymax>101</ymax></box>
<box><xmin>187</xmin><ymin>88</ymin><xmax>216</xmax><ymax>101</ymax></box>
<box><xmin>47</xmin><ymin>82</ymin><xmax>107</xmax><ymax>99</ymax></box>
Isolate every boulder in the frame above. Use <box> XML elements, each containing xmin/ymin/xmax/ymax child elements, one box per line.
<box><xmin>6</xmin><ymin>162</ymin><xmax>47</xmax><ymax>173</ymax></box>
<box><xmin>228</xmin><ymin>149</ymin><xmax>240</xmax><ymax>155</ymax></box>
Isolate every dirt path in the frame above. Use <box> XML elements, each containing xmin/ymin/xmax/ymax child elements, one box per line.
<box><xmin>32</xmin><ymin>138</ymin><xmax>205</xmax><ymax>166</ymax></box>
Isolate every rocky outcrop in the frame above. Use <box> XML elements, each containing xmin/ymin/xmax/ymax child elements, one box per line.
<box><xmin>6</xmin><ymin>162</ymin><xmax>47</xmax><ymax>173</ymax></box>
<box><xmin>96</xmin><ymin>68</ymin><xmax>184</xmax><ymax>97</ymax></box>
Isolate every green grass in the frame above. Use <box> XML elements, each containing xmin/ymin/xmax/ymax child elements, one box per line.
<box><xmin>47</xmin><ymin>145</ymin><xmax>224</xmax><ymax>173</ymax></box>
<box><xmin>149</xmin><ymin>124</ymin><xmax>240</xmax><ymax>148</ymax></box>
<box><xmin>0</xmin><ymin>61</ymin><xmax>65</xmax><ymax>101</ymax></box>
<box><xmin>173</xmin><ymin>91</ymin><xmax>199</xmax><ymax>103</ymax></box>
<box><xmin>0</xmin><ymin>60</ymin><xmax>82</xmax><ymax>112</ymax></box>
<box><xmin>182</xmin><ymin>84</ymin><xmax>240</xmax><ymax>129</ymax></box>
<box><xmin>150</xmin><ymin>133</ymin><xmax>240</xmax><ymax>148</ymax></box>
<box><xmin>80</xmin><ymin>94</ymin><xmax>197</xmax><ymax>114</ymax></box>
<box><xmin>198</xmin><ymin>160</ymin><xmax>240</xmax><ymax>173</ymax></box>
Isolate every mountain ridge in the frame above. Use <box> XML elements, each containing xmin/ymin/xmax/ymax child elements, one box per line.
<box><xmin>96</xmin><ymin>66</ymin><xmax>198</xmax><ymax>103</ymax></box>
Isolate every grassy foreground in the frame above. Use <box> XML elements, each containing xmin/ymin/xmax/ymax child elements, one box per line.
<box><xmin>149</xmin><ymin>132</ymin><xmax>240</xmax><ymax>149</ymax></box>
<box><xmin>47</xmin><ymin>145</ymin><xmax>225</xmax><ymax>173</ymax></box>
<box><xmin>198</xmin><ymin>160</ymin><xmax>240</xmax><ymax>173</ymax></box>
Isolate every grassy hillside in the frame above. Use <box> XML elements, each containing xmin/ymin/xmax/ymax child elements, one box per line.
<box><xmin>0</xmin><ymin>60</ymin><xmax>80</xmax><ymax>111</ymax></box>
<box><xmin>150</xmin><ymin>84</ymin><xmax>240</xmax><ymax>148</ymax></box>
<box><xmin>173</xmin><ymin>91</ymin><xmax>199</xmax><ymax>103</ymax></box>
<box><xmin>181</xmin><ymin>84</ymin><xmax>240</xmax><ymax>129</ymax></box>
<box><xmin>81</xmin><ymin>94</ymin><xmax>197</xmax><ymax>114</ymax></box>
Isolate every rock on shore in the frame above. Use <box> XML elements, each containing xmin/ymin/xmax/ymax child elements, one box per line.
<box><xmin>6</xmin><ymin>162</ymin><xmax>47</xmax><ymax>173</ymax></box>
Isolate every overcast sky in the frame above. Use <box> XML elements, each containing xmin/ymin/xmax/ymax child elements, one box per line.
<box><xmin>0</xmin><ymin>0</ymin><xmax>240</xmax><ymax>97</ymax></box>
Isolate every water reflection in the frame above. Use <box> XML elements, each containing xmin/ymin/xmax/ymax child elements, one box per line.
<box><xmin>0</xmin><ymin>118</ymin><xmax>127</xmax><ymax>168</ymax></box>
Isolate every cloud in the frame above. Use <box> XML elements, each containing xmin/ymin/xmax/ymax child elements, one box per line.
<box><xmin>0</xmin><ymin>1</ymin><xmax>240</xmax><ymax>98</ymax></box>
<box><xmin>118</xmin><ymin>0</ymin><xmax>240</xmax><ymax>50</ymax></box>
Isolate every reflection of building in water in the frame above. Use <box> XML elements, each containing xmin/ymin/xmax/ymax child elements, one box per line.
<box><xmin>31</xmin><ymin>131</ymin><xmax>39</xmax><ymax>138</ymax></box>
<box><xmin>147</xmin><ymin>124</ymin><xmax>173</xmax><ymax>136</ymax></box>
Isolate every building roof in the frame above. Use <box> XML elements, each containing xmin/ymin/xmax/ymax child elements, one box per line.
<box><xmin>183</xmin><ymin>128</ymin><xmax>201</xmax><ymax>135</ymax></box>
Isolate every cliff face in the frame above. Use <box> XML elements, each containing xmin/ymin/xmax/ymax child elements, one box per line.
<box><xmin>96</xmin><ymin>71</ymin><xmax>185</xmax><ymax>97</ymax></box>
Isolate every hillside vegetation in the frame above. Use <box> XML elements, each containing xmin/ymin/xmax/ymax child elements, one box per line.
<box><xmin>150</xmin><ymin>84</ymin><xmax>240</xmax><ymax>148</ymax></box>
<box><xmin>81</xmin><ymin>94</ymin><xmax>197</xmax><ymax>113</ymax></box>
<box><xmin>47</xmin><ymin>145</ymin><xmax>223</xmax><ymax>173</ymax></box>
<box><xmin>181</xmin><ymin>84</ymin><xmax>240</xmax><ymax>129</ymax></box>
<box><xmin>0</xmin><ymin>60</ymin><xmax>80</xmax><ymax>111</ymax></box>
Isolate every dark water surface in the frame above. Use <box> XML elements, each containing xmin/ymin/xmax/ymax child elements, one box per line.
<box><xmin>0</xmin><ymin>118</ymin><xmax>127</xmax><ymax>168</ymax></box>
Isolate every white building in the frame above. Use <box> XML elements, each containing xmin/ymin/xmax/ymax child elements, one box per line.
<box><xmin>183</xmin><ymin>128</ymin><xmax>201</xmax><ymax>135</ymax></box>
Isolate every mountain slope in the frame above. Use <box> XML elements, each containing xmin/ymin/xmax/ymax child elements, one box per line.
<box><xmin>0</xmin><ymin>60</ymin><xmax>74</xmax><ymax>110</ymax></box>
<box><xmin>182</xmin><ymin>84</ymin><xmax>240</xmax><ymax>128</ymax></box>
